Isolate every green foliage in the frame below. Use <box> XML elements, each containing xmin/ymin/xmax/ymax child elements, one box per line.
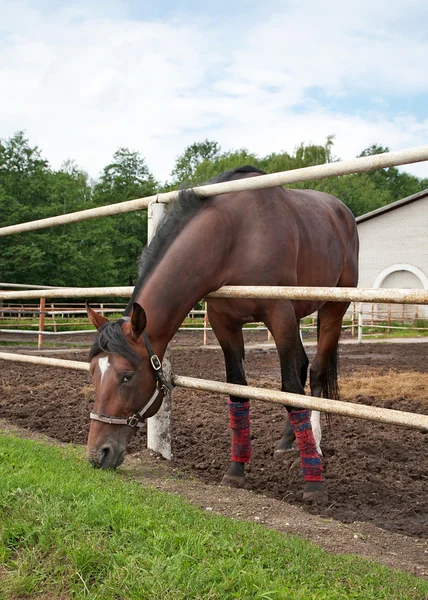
<box><xmin>357</xmin><ymin>143</ymin><xmax>425</xmax><ymax>203</ymax></box>
<box><xmin>171</xmin><ymin>139</ymin><xmax>221</xmax><ymax>184</ymax></box>
<box><xmin>1</xmin><ymin>434</ymin><xmax>428</xmax><ymax>599</ymax></box>
<box><xmin>1</xmin><ymin>132</ymin><xmax>427</xmax><ymax>291</ymax></box>
<box><xmin>169</xmin><ymin>136</ymin><xmax>427</xmax><ymax>217</ymax></box>
<box><xmin>92</xmin><ymin>148</ymin><xmax>158</xmax><ymax>285</ymax></box>
<box><xmin>1</xmin><ymin>136</ymin><xmax>158</xmax><ymax>288</ymax></box>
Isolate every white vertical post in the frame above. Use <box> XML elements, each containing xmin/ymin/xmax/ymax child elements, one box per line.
<box><xmin>38</xmin><ymin>297</ymin><xmax>45</xmax><ymax>351</ymax></box>
<box><xmin>203</xmin><ymin>302</ymin><xmax>208</xmax><ymax>346</ymax></box>
<box><xmin>357</xmin><ymin>302</ymin><xmax>363</xmax><ymax>343</ymax></box>
<box><xmin>146</xmin><ymin>201</ymin><xmax>172</xmax><ymax>459</ymax></box>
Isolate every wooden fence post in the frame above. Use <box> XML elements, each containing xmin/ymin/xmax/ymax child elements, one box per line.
<box><xmin>387</xmin><ymin>304</ymin><xmax>391</xmax><ymax>334</ymax></box>
<box><xmin>357</xmin><ymin>303</ymin><xmax>363</xmax><ymax>343</ymax></box>
<box><xmin>38</xmin><ymin>298</ymin><xmax>45</xmax><ymax>350</ymax></box>
<box><xmin>351</xmin><ymin>302</ymin><xmax>355</xmax><ymax>337</ymax></box>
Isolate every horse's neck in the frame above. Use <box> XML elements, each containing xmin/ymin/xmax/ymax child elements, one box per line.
<box><xmin>135</xmin><ymin>215</ymin><xmax>227</xmax><ymax>356</ymax></box>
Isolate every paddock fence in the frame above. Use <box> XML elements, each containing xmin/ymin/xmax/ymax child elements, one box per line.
<box><xmin>1</xmin><ymin>285</ymin><xmax>428</xmax><ymax>433</ymax></box>
<box><xmin>1</xmin><ymin>297</ymin><xmax>428</xmax><ymax>348</ymax></box>
<box><xmin>1</xmin><ymin>145</ymin><xmax>428</xmax><ymax>459</ymax></box>
<box><xmin>2</xmin><ymin>297</ymin><xmax>427</xmax><ymax>346</ymax></box>
<box><xmin>0</xmin><ymin>295</ymin><xmax>212</xmax><ymax>349</ymax></box>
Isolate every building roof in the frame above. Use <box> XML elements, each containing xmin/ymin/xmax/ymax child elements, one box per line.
<box><xmin>356</xmin><ymin>189</ymin><xmax>428</xmax><ymax>224</ymax></box>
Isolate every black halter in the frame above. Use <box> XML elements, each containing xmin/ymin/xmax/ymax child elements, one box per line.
<box><xmin>89</xmin><ymin>320</ymin><xmax>173</xmax><ymax>428</ymax></box>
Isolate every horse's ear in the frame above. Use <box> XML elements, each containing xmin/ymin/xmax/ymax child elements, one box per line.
<box><xmin>130</xmin><ymin>302</ymin><xmax>147</xmax><ymax>338</ymax></box>
<box><xmin>86</xmin><ymin>301</ymin><xmax>110</xmax><ymax>330</ymax></box>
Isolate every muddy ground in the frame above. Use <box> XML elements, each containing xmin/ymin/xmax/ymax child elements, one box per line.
<box><xmin>1</xmin><ymin>333</ymin><xmax>427</xmax><ymax>541</ymax></box>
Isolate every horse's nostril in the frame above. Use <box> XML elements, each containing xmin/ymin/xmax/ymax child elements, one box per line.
<box><xmin>99</xmin><ymin>445</ymin><xmax>112</xmax><ymax>468</ymax></box>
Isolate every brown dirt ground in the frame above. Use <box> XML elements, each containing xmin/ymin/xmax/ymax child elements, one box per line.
<box><xmin>1</xmin><ymin>334</ymin><xmax>428</xmax><ymax>578</ymax></box>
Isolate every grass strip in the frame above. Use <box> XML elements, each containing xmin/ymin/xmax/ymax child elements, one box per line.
<box><xmin>0</xmin><ymin>434</ymin><xmax>427</xmax><ymax>600</ymax></box>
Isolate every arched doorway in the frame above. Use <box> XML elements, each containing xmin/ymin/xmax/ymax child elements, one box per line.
<box><xmin>373</xmin><ymin>264</ymin><xmax>428</xmax><ymax>320</ymax></box>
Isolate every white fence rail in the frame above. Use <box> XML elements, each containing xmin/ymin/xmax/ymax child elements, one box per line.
<box><xmin>1</xmin><ymin>351</ymin><xmax>427</xmax><ymax>432</ymax></box>
<box><xmin>1</xmin><ymin>285</ymin><xmax>428</xmax><ymax>304</ymax></box>
<box><xmin>1</xmin><ymin>146</ymin><xmax>428</xmax><ymax>237</ymax></box>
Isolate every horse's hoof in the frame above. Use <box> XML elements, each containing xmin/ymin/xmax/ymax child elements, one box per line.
<box><xmin>302</xmin><ymin>481</ymin><xmax>327</xmax><ymax>502</ymax></box>
<box><xmin>220</xmin><ymin>474</ymin><xmax>246</xmax><ymax>488</ymax></box>
<box><xmin>274</xmin><ymin>440</ymin><xmax>295</xmax><ymax>453</ymax></box>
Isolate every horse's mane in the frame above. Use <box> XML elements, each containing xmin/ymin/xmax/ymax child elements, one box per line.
<box><xmin>124</xmin><ymin>165</ymin><xmax>266</xmax><ymax>314</ymax></box>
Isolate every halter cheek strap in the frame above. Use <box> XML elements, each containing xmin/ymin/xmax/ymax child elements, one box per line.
<box><xmin>89</xmin><ymin>322</ymin><xmax>173</xmax><ymax>428</ymax></box>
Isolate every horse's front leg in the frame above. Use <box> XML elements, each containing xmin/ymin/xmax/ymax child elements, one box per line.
<box><xmin>275</xmin><ymin>327</ymin><xmax>309</xmax><ymax>453</ymax></box>
<box><xmin>266</xmin><ymin>304</ymin><xmax>325</xmax><ymax>501</ymax></box>
<box><xmin>208</xmin><ymin>309</ymin><xmax>249</xmax><ymax>488</ymax></box>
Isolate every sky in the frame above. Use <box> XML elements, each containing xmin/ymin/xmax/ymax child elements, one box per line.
<box><xmin>1</xmin><ymin>0</ymin><xmax>428</xmax><ymax>182</ymax></box>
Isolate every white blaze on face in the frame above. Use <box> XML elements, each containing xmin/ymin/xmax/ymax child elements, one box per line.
<box><xmin>98</xmin><ymin>356</ymin><xmax>110</xmax><ymax>383</ymax></box>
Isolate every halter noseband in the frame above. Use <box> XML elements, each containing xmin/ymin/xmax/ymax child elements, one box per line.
<box><xmin>90</xmin><ymin>320</ymin><xmax>173</xmax><ymax>428</ymax></box>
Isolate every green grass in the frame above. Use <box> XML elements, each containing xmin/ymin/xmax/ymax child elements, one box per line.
<box><xmin>0</xmin><ymin>318</ymin><xmax>94</xmax><ymax>333</ymax></box>
<box><xmin>362</xmin><ymin>325</ymin><xmax>428</xmax><ymax>338</ymax></box>
<box><xmin>1</xmin><ymin>435</ymin><xmax>427</xmax><ymax>599</ymax></box>
<box><xmin>0</xmin><ymin>340</ymin><xmax>89</xmax><ymax>348</ymax></box>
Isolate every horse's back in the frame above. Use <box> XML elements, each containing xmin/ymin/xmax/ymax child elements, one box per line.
<box><xmin>205</xmin><ymin>181</ymin><xmax>358</xmax><ymax>319</ymax></box>
<box><xmin>209</xmin><ymin>184</ymin><xmax>358</xmax><ymax>279</ymax></box>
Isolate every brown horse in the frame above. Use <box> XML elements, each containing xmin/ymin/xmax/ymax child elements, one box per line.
<box><xmin>86</xmin><ymin>166</ymin><xmax>359</xmax><ymax>500</ymax></box>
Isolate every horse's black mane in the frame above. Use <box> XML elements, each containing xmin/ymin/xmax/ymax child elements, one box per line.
<box><xmin>207</xmin><ymin>164</ymin><xmax>266</xmax><ymax>183</ymax></box>
<box><xmin>89</xmin><ymin>165</ymin><xmax>265</xmax><ymax>360</ymax></box>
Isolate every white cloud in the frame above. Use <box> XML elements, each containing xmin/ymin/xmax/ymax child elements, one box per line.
<box><xmin>0</xmin><ymin>0</ymin><xmax>427</xmax><ymax>183</ymax></box>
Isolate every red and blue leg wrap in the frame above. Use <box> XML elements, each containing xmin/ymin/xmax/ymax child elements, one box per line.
<box><xmin>229</xmin><ymin>399</ymin><xmax>251</xmax><ymax>463</ymax></box>
<box><xmin>289</xmin><ymin>409</ymin><xmax>323</xmax><ymax>482</ymax></box>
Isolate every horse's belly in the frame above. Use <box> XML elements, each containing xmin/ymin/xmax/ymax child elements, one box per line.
<box><xmin>293</xmin><ymin>300</ymin><xmax>325</xmax><ymax>320</ymax></box>
<box><xmin>207</xmin><ymin>297</ymin><xmax>325</xmax><ymax>324</ymax></box>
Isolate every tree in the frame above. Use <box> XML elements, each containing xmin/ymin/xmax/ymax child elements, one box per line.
<box><xmin>0</xmin><ymin>133</ymin><xmax>118</xmax><ymax>287</ymax></box>
<box><xmin>0</xmin><ymin>132</ymin><xmax>52</xmax><ymax>284</ymax></box>
<box><xmin>357</xmin><ymin>143</ymin><xmax>425</xmax><ymax>202</ymax></box>
<box><xmin>0</xmin><ymin>131</ymin><xmax>50</xmax><ymax>220</ymax></box>
<box><xmin>170</xmin><ymin>140</ymin><xmax>221</xmax><ymax>184</ymax></box>
<box><xmin>92</xmin><ymin>148</ymin><xmax>159</xmax><ymax>285</ymax></box>
<box><xmin>94</xmin><ymin>148</ymin><xmax>158</xmax><ymax>203</ymax></box>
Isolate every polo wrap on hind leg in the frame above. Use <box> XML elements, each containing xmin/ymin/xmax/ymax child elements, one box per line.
<box><xmin>228</xmin><ymin>399</ymin><xmax>251</xmax><ymax>463</ymax></box>
<box><xmin>289</xmin><ymin>409</ymin><xmax>323</xmax><ymax>482</ymax></box>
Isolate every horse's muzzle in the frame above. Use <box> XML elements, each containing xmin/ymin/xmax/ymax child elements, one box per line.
<box><xmin>87</xmin><ymin>443</ymin><xmax>125</xmax><ymax>470</ymax></box>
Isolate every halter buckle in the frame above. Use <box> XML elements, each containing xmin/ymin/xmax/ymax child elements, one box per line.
<box><xmin>150</xmin><ymin>355</ymin><xmax>162</xmax><ymax>371</ymax></box>
<box><xmin>127</xmin><ymin>414</ymin><xmax>142</xmax><ymax>428</ymax></box>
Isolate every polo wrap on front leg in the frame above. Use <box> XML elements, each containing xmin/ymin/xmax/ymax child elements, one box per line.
<box><xmin>289</xmin><ymin>409</ymin><xmax>323</xmax><ymax>482</ymax></box>
<box><xmin>228</xmin><ymin>399</ymin><xmax>251</xmax><ymax>463</ymax></box>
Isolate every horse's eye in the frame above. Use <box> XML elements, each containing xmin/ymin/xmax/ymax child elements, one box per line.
<box><xmin>120</xmin><ymin>372</ymin><xmax>135</xmax><ymax>384</ymax></box>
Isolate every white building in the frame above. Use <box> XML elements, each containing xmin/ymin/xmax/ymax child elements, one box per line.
<box><xmin>356</xmin><ymin>189</ymin><xmax>428</xmax><ymax>319</ymax></box>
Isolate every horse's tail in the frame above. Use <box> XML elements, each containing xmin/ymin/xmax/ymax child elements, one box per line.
<box><xmin>316</xmin><ymin>317</ymin><xmax>340</xmax><ymax>430</ymax></box>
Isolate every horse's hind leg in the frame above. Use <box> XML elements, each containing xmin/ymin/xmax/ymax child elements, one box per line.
<box><xmin>208</xmin><ymin>307</ymin><xmax>249</xmax><ymax>488</ymax></box>
<box><xmin>265</xmin><ymin>304</ymin><xmax>325</xmax><ymax>500</ymax></box>
<box><xmin>310</xmin><ymin>302</ymin><xmax>349</xmax><ymax>444</ymax></box>
<box><xmin>275</xmin><ymin>326</ymin><xmax>308</xmax><ymax>453</ymax></box>
<box><xmin>311</xmin><ymin>256</ymin><xmax>358</xmax><ymax>451</ymax></box>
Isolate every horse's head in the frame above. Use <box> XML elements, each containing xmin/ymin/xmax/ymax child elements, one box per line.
<box><xmin>85</xmin><ymin>302</ymin><xmax>166</xmax><ymax>469</ymax></box>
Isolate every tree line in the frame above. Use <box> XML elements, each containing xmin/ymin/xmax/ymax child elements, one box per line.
<box><xmin>1</xmin><ymin>132</ymin><xmax>427</xmax><ymax>288</ymax></box>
